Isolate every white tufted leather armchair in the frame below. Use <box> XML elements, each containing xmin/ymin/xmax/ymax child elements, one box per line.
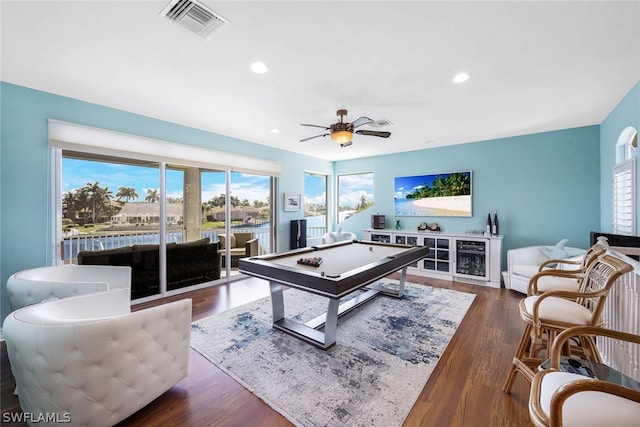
<box><xmin>506</xmin><ymin>245</ymin><xmax>585</xmax><ymax>294</ymax></box>
<box><xmin>6</xmin><ymin>265</ymin><xmax>131</xmax><ymax>311</ymax></box>
<box><xmin>3</xmin><ymin>288</ymin><xmax>192</xmax><ymax>427</ymax></box>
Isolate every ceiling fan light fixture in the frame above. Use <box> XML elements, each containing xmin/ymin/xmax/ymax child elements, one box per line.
<box><xmin>300</xmin><ymin>108</ymin><xmax>391</xmax><ymax>146</ymax></box>
<box><xmin>331</xmin><ymin>130</ymin><xmax>352</xmax><ymax>144</ymax></box>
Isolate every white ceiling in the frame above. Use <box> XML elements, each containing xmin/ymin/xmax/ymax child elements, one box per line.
<box><xmin>2</xmin><ymin>1</ymin><xmax>639</xmax><ymax>161</ymax></box>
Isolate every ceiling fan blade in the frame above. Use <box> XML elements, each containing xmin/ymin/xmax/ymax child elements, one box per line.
<box><xmin>300</xmin><ymin>133</ymin><xmax>329</xmax><ymax>142</ymax></box>
<box><xmin>300</xmin><ymin>123</ymin><xmax>330</xmax><ymax>130</ymax></box>
<box><xmin>350</xmin><ymin>116</ymin><xmax>373</xmax><ymax>129</ymax></box>
<box><xmin>340</xmin><ymin>141</ymin><xmax>353</xmax><ymax>148</ymax></box>
<box><xmin>355</xmin><ymin>130</ymin><xmax>391</xmax><ymax>138</ymax></box>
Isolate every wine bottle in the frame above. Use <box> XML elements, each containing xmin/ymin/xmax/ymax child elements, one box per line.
<box><xmin>486</xmin><ymin>210</ymin><xmax>492</xmax><ymax>235</ymax></box>
<box><xmin>492</xmin><ymin>210</ymin><xmax>499</xmax><ymax>236</ymax></box>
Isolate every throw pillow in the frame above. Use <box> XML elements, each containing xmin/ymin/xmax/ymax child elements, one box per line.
<box><xmin>539</xmin><ymin>238</ymin><xmax>570</xmax><ymax>259</ymax></box>
<box><xmin>566</xmin><ymin>247</ymin><xmax>585</xmax><ymax>257</ymax></box>
<box><xmin>328</xmin><ymin>227</ymin><xmax>343</xmax><ymax>242</ymax></box>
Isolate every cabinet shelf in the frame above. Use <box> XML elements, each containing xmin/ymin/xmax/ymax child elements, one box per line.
<box><xmin>362</xmin><ymin>229</ymin><xmax>503</xmax><ymax>288</ymax></box>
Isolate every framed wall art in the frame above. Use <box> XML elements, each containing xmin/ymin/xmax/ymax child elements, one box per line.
<box><xmin>394</xmin><ymin>171</ymin><xmax>472</xmax><ymax>217</ymax></box>
<box><xmin>284</xmin><ymin>192</ymin><xmax>302</xmax><ymax>212</ymax></box>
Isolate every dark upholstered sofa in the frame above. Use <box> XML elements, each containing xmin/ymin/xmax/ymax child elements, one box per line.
<box><xmin>78</xmin><ymin>238</ymin><xmax>220</xmax><ymax>299</ymax></box>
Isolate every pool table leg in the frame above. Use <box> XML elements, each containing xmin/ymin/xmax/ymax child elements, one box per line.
<box><xmin>323</xmin><ymin>298</ymin><xmax>340</xmax><ymax>347</ymax></box>
<box><xmin>267</xmin><ymin>266</ymin><xmax>410</xmax><ymax>349</ymax></box>
<box><xmin>269</xmin><ymin>281</ymin><xmax>285</xmax><ymax>322</ymax></box>
<box><xmin>397</xmin><ymin>266</ymin><xmax>407</xmax><ymax>297</ymax></box>
<box><xmin>365</xmin><ymin>266</ymin><xmax>408</xmax><ymax>298</ymax></box>
<box><xmin>268</xmin><ymin>280</ymin><xmax>338</xmax><ymax>349</ymax></box>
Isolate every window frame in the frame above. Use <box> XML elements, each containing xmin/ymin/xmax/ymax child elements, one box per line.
<box><xmin>612</xmin><ymin>127</ymin><xmax>638</xmax><ymax>235</ymax></box>
<box><xmin>51</xmin><ymin>120</ymin><xmax>279</xmax><ymax>301</ymax></box>
<box><xmin>336</xmin><ymin>171</ymin><xmax>374</xmax><ymax>224</ymax></box>
<box><xmin>304</xmin><ymin>171</ymin><xmax>328</xmax><ymax>236</ymax></box>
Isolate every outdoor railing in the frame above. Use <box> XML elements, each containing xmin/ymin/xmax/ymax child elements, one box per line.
<box><xmin>62</xmin><ymin>230</ymin><xmax>174</xmax><ymax>263</ymax></box>
<box><xmin>307</xmin><ymin>226</ymin><xmax>326</xmax><ymax>240</ymax></box>
<box><xmin>600</xmin><ymin>244</ymin><xmax>640</xmax><ymax>382</ymax></box>
<box><xmin>62</xmin><ymin>225</ymin><xmax>327</xmax><ymax>263</ymax></box>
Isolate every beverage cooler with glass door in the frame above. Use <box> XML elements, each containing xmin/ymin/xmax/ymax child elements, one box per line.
<box><xmin>454</xmin><ymin>238</ymin><xmax>489</xmax><ymax>282</ymax></box>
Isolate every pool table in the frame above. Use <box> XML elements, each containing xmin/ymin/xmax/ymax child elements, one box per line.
<box><xmin>238</xmin><ymin>239</ymin><xmax>429</xmax><ymax>349</ymax></box>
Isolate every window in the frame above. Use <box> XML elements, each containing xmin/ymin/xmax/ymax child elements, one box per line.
<box><xmin>62</xmin><ymin>153</ymin><xmax>161</xmax><ymax>250</ymax></box>
<box><xmin>52</xmin><ymin>120</ymin><xmax>280</xmax><ymax>299</ymax></box>
<box><xmin>202</xmin><ymin>170</ymin><xmax>272</xmax><ymax>275</ymax></box>
<box><xmin>337</xmin><ymin>172</ymin><xmax>373</xmax><ymax>223</ymax></box>
<box><xmin>304</xmin><ymin>172</ymin><xmax>328</xmax><ymax>238</ymax></box>
<box><xmin>229</xmin><ymin>170</ymin><xmax>272</xmax><ymax>258</ymax></box>
<box><xmin>613</xmin><ymin>127</ymin><xmax>638</xmax><ymax>235</ymax></box>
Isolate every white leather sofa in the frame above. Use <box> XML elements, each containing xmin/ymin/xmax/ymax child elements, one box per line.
<box><xmin>506</xmin><ymin>244</ymin><xmax>585</xmax><ymax>294</ymax></box>
<box><xmin>322</xmin><ymin>229</ymin><xmax>357</xmax><ymax>244</ymax></box>
<box><xmin>3</xmin><ymin>288</ymin><xmax>192</xmax><ymax>427</ymax></box>
<box><xmin>6</xmin><ymin>265</ymin><xmax>131</xmax><ymax>311</ymax></box>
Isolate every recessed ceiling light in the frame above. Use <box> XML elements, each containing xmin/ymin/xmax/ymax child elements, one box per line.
<box><xmin>270</xmin><ymin>128</ymin><xmax>280</xmax><ymax>134</ymax></box>
<box><xmin>250</xmin><ymin>61</ymin><xmax>268</xmax><ymax>74</ymax></box>
<box><xmin>452</xmin><ymin>73</ymin><xmax>470</xmax><ymax>83</ymax></box>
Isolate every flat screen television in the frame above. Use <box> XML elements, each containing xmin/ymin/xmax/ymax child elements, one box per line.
<box><xmin>394</xmin><ymin>171</ymin><xmax>472</xmax><ymax>217</ymax></box>
<box><xmin>590</xmin><ymin>231</ymin><xmax>640</xmax><ymax>261</ymax></box>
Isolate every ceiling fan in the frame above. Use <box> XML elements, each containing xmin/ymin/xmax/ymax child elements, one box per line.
<box><xmin>300</xmin><ymin>109</ymin><xmax>391</xmax><ymax>147</ymax></box>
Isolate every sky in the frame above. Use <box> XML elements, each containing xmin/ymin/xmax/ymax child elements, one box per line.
<box><xmin>394</xmin><ymin>172</ymin><xmax>470</xmax><ymax>199</ymax></box>
<box><xmin>338</xmin><ymin>172</ymin><xmax>373</xmax><ymax>208</ymax></box>
<box><xmin>63</xmin><ymin>158</ymin><xmax>372</xmax><ymax>209</ymax></box>
<box><xmin>62</xmin><ymin>158</ymin><xmax>271</xmax><ymax>204</ymax></box>
<box><xmin>304</xmin><ymin>172</ymin><xmax>326</xmax><ymax>206</ymax></box>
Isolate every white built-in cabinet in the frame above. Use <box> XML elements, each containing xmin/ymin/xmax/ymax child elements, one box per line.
<box><xmin>363</xmin><ymin>229</ymin><xmax>503</xmax><ymax>288</ymax></box>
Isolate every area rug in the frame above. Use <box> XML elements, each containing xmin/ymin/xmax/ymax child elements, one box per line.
<box><xmin>190</xmin><ymin>280</ymin><xmax>475</xmax><ymax>427</ymax></box>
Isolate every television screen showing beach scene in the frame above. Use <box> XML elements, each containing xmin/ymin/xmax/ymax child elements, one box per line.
<box><xmin>394</xmin><ymin>171</ymin><xmax>472</xmax><ymax>217</ymax></box>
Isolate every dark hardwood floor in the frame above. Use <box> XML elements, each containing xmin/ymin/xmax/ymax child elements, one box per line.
<box><xmin>1</xmin><ymin>275</ymin><xmax>534</xmax><ymax>426</ymax></box>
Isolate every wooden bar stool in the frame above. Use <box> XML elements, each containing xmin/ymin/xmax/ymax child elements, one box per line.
<box><xmin>529</xmin><ymin>326</ymin><xmax>640</xmax><ymax>426</ymax></box>
<box><xmin>503</xmin><ymin>254</ymin><xmax>633</xmax><ymax>393</ymax></box>
<box><xmin>527</xmin><ymin>241</ymin><xmax>607</xmax><ymax>295</ymax></box>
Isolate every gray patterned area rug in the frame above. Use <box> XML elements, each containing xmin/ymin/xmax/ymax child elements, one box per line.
<box><xmin>190</xmin><ymin>280</ymin><xmax>475</xmax><ymax>427</ymax></box>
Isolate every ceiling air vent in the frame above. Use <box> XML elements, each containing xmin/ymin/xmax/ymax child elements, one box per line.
<box><xmin>160</xmin><ymin>0</ymin><xmax>230</xmax><ymax>38</ymax></box>
<box><xmin>369</xmin><ymin>119</ymin><xmax>393</xmax><ymax>128</ymax></box>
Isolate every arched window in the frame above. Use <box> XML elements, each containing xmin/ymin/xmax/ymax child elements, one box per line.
<box><xmin>615</xmin><ymin>126</ymin><xmax>638</xmax><ymax>162</ymax></box>
<box><xmin>612</xmin><ymin>127</ymin><xmax>638</xmax><ymax>235</ymax></box>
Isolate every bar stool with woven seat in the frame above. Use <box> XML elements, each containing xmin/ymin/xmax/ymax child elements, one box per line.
<box><xmin>527</xmin><ymin>241</ymin><xmax>607</xmax><ymax>295</ymax></box>
<box><xmin>529</xmin><ymin>325</ymin><xmax>640</xmax><ymax>427</ymax></box>
<box><xmin>503</xmin><ymin>253</ymin><xmax>634</xmax><ymax>393</ymax></box>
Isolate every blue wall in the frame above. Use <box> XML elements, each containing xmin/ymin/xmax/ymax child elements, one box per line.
<box><xmin>599</xmin><ymin>81</ymin><xmax>640</xmax><ymax>232</ymax></box>
<box><xmin>0</xmin><ymin>82</ymin><xmax>332</xmax><ymax>320</ymax></box>
<box><xmin>2</xmin><ymin>80</ymin><xmax>638</xmax><ymax>322</ymax></box>
<box><xmin>335</xmin><ymin>126</ymin><xmax>601</xmax><ymax>254</ymax></box>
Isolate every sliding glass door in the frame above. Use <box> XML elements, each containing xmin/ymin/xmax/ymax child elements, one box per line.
<box><xmin>202</xmin><ymin>170</ymin><xmax>273</xmax><ymax>277</ymax></box>
<box><xmin>60</xmin><ymin>151</ymin><xmax>276</xmax><ymax>299</ymax></box>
